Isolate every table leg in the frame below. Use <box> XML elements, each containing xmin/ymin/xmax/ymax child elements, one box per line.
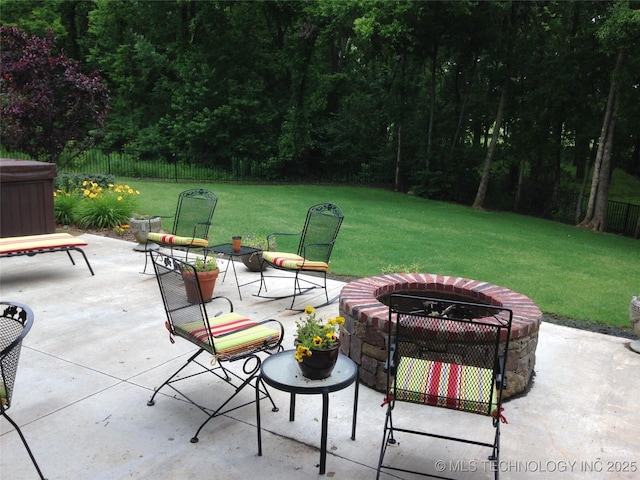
<box><xmin>256</xmin><ymin>377</ymin><xmax>262</xmax><ymax>456</ymax></box>
<box><xmin>352</xmin><ymin>369</ymin><xmax>359</xmax><ymax>440</ymax></box>
<box><xmin>229</xmin><ymin>257</ymin><xmax>243</xmax><ymax>300</ymax></box>
<box><xmin>289</xmin><ymin>393</ymin><xmax>296</xmax><ymax>422</ymax></box>
<box><xmin>320</xmin><ymin>388</ymin><xmax>329</xmax><ymax>475</ymax></box>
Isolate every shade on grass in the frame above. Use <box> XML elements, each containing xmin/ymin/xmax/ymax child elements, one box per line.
<box><xmin>128</xmin><ymin>181</ymin><xmax>640</xmax><ymax>328</ymax></box>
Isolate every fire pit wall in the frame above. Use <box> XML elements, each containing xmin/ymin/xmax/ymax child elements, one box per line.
<box><xmin>338</xmin><ymin>274</ymin><xmax>542</xmax><ymax>399</ymax></box>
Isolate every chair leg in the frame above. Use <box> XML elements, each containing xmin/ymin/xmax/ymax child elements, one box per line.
<box><xmin>147</xmin><ymin>348</ymin><xmax>206</xmax><ymax>406</ymax></box>
<box><xmin>190</xmin><ymin>362</ymin><xmax>278</xmax><ymax>443</ymax></box>
<box><xmin>489</xmin><ymin>422</ymin><xmax>501</xmax><ymax>480</ymax></box>
<box><xmin>1</xmin><ymin>412</ymin><xmax>46</xmax><ymax>480</ymax></box>
<box><xmin>376</xmin><ymin>406</ymin><xmax>395</xmax><ymax>480</ymax></box>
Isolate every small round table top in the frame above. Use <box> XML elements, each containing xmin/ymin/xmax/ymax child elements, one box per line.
<box><xmin>261</xmin><ymin>350</ymin><xmax>358</xmax><ymax>394</ymax></box>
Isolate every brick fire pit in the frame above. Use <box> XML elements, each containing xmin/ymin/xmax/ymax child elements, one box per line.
<box><xmin>338</xmin><ymin>274</ymin><xmax>542</xmax><ymax>398</ymax></box>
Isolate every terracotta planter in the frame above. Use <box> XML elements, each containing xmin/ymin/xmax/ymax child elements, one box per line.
<box><xmin>297</xmin><ymin>342</ymin><xmax>340</xmax><ymax>380</ymax></box>
<box><xmin>241</xmin><ymin>252</ymin><xmax>268</xmax><ymax>272</ymax></box>
<box><xmin>182</xmin><ymin>268</ymin><xmax>220</xmax><ymax>303</ymax></box>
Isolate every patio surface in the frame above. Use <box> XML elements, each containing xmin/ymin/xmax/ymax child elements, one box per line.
<box><xmin>1</xmin><ymin>234</ymin><xmax>639</xmax><ymax>479</ymax></box>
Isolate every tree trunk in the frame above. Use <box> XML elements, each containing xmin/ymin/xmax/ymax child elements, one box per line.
<box><xmin>472</xmin><ymin>77</ymin><xmax>510</xmax><ymax>209</ymax></box>
<box><xmin>394</xmin><ymin>122</ymin><xmax>402</xmax><ymax>192</ymax></box>
<box><xmin>579</xmin><ymin>50</ymin><xmax>624</xmax><ymax>231</ymax></box>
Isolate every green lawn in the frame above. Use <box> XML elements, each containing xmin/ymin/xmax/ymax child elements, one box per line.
<box><xmin>125</xmin><ymin>180</ymin><xmax>640</xmax><ymax>328</ymax></box>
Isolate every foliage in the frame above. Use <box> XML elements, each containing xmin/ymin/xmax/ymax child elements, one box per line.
<box><xmin>53</xmin><ymin>189</ymin><xmax>77</xmax><ymax>226</ymax></box>
<box><xmin>4</xmin><ymin>2</ymin><xmax>640</xmax><ymax>210</ymax></box>
<box><xmin>54</xmin><ymin>180</ymin><xmax>139</xmax><ymax>229</ymax></box>
<box><xmin>55</xmin><ymin>173</ymin><xmax>116</xmax><ymax>192</ymax></box>
<box><xmin>0</xmin><ymin>26</ymin><xmax>109</xmax><ymax>166</ymax></box>
<box><xmin>242</xmin><ymin>234</ymin><xmax>277</xmax><ymax>251</ymax></box>
<box><xmin>294</xmin><ymin>306</ymin><xmax>345</xmax><ymax>362</ymax></box>
<box><xmin>186</xmin><ymin>256</ymin><xmax>219</xmax><ymax>273</ymax></box>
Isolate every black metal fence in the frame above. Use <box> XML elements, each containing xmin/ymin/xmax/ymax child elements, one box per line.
<box><xmin>60</xmin><ymin>150</ymin><xmax>639</xmax><ymax>239</ymax></box>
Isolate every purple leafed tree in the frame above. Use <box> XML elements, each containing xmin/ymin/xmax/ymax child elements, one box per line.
<box><xmin>0</xmin><ymin>26</ymin><xmax>109</xmax><ymax>166</ymax></box>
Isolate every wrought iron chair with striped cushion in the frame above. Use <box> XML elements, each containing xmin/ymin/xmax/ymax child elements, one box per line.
<box><xmin>141</xmin><ymin>188</ymin><xmax>217</xmax><ymax>273</ymax></box>
<box><xmin>256</xmin><ymin>203</ymin><xmax>344</xmax><ymax>310</ymax></box>
<box><xmin>377</xmin><ymin>294</ymin><xmax>513</xmax><ymax>480</ymax></box>
<box><xmin>1</xmin><ymin>302</ymin><xmax>46</xmax><ymax>480</ymax></box>
<box><xmin>148</xmin><ymin>251</ymin><xmax>284</xmax><ymax>443</ymax></box>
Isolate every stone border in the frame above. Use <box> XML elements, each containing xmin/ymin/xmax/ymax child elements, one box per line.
<box><xmin>338</xmin><ymin>273</ymin><xmax>542</xmax><ymax>398</ymax></box>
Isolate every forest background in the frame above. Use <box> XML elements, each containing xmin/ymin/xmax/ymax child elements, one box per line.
<box><xmin>1</xmin><ymin>0</ymin><xmax>640</xmax><ymax>233</ymax></box>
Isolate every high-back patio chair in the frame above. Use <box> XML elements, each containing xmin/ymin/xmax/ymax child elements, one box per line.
<box><xmin>148</xmin><ymin>250</ymin><xmax>284</xmax><ymax>443</ymax></box>
<box><xmin>256</xmin><ymin>203</ymin><xmax>344</xmax><ymax>309</ymax></box>
<box><xmin>1</xmin><ymin>302</ymin><xmax>46</xmax><ymax>480</ymax></box>
<box><xmin>141</xmin><ymin>188</ymin><xmax>217</xmax><ymax>273</ymax></box>
<box><xmin>377</xmin><ymin>294</ymin><xmax>512</xmax><ymax>480</ymax></box>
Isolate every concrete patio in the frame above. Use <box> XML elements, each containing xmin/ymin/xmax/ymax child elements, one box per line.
<box><xmin>1</xmin><ymin>234</ymin><xmax>638</xmax><ymax>479</ymax></box>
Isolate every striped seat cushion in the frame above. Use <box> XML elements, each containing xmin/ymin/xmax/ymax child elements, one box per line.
<box><xmin>0</xmin><ymin>233</ymin><xmax>87</xmax><ymax>254</ymax></box>
<box><xmin>394</xmin><ymin>357</ymin><xmax>497</xmax><ymax>415</ymax></box>
<box><xmin>174</xmin><ymin>312</ymin><xmax>281</xmax><ymax>359</ymax></box>
<box><xmin>261</xmin><ymin>251</ymin><xmax>329</xmax><ymax>272</ymax></box>
<box><xmin>146</xmin><ymin>232</ymin><xmax>209</xmax><ymax>248</ymax></box>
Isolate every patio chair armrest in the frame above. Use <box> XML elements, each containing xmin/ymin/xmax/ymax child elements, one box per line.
<box><xmin>189</xmin><ymin>221</ymin><xmax>212</xmax><ymax>238</ymax></box>
<box><xmin>299</xmin><ymin>241</ymin><xmax>334</xmax><ymax>261</ymax></box>
<box><xmin>208</xmin><ymin>295</ymin><xmax>235</xmax><ymax>316</ymax></box>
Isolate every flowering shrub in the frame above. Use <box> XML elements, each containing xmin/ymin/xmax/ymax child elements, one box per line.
<box><xmin>53</xmin><ymin>180</ymin><xmax>140</xmax><ymax>229</ymax></box>
<box><xmin>294</xmin><ymin>306</ymin><xmax>345</xmax><ymax>362</ymax></box>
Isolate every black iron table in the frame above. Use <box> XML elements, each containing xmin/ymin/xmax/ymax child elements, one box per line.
<box><xmin>205</xmin><ymin>243</ymin><xmax>261</xmax><ymax>300</ymax></box>
<box><xmin>256</xmin><ymin>350</ymin><xmax>359</xmax><ymax>475</ymax></box>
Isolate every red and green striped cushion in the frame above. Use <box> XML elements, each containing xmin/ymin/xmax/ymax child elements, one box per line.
<box><xmin>175</xmin><ymin>312</ymin><xmax>281</xmax><ymax>359</ymax></box>
<box><xmin>261</xmin><ymin>251</ymin><xmax>329</xmax><ymax>272</ymax></box>
<box><xmin>147</xmin><ymin>232</ymin><xmax>209</xmax><ymax>248</ymax></box>
<box><xmin>394</xmin><ymin>357</ymin><xmax>497</xmax><ymax>415</ymax></box>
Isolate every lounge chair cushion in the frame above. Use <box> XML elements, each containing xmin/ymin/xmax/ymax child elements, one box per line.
<box><xmin>175</xmin><ymin>312</ymin><xmax>281</xmax><ymax>359</ymax></box>
<box><xmin>394</xmin><ymin>357</ymin><xmax>497</xmax><ymax>415</ymax></box>
<box><xmin>261</xmin><ymin>251</ymin><xmax>329</xmax><ymax>272</ymax></box>
<box><xmin>0</xmin><ymin>381</ymin><xmax>6</xmax><ymax>406</ymax></box>
<box><xmin>0</xmin><ymin>233</ymin><xmax>87</xmax><ymax>254</ymax></box>
<box><xmin>147</xmin><ymin>232</ymin><xmax>208</xmax><ymax>248</ymax></box>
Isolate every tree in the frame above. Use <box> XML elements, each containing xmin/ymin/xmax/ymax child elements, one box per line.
<box><xmin>579</xmin><ymin>1</ymin><xmax>640</xmax><ymax>231</ymax></box>
<box><xmin>0</xmin><ymin>26</ymin><xmax>109</xmax><ymax>166</ymax></box>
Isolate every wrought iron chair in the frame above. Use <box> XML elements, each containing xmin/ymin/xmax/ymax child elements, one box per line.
<box><xmin>148</xmin><ymin>251</ymin><xmax>284</xmax><ymax>443</ymax></box>
<box><xmin>256</xmin><ymin>203</ymin><xmax>344</xmax><ymax>309</ymax></box>
<box><xmin>377</xmin><ymin>294</ymin><xmax>513</xmax><ymax>480</ymax></box>
<box><xmin>141</xmin><ymin>188</ymin><xmax>217</xmax><ymax>273</ymax></box>
<box><xmin>1</xmin><ymin>302</ymin><xmax>46</xmax><ymax>480</ymax></box>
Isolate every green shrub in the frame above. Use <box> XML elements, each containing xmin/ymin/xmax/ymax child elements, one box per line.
<box><xmin>56</xmin><ymin>180</ymin><xmax>140</xmax><ymax>229</ymax></box>
<box><xmin>53</xmin><ymin>190</ymin><xmax>80</xmax><ymax>225</ymax></box>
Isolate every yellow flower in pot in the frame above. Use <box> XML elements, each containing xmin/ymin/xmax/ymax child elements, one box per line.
<box><xmin>294</xmin><ymin>306</ymin><xmax>345</xmax><ymax>379</ymax></box>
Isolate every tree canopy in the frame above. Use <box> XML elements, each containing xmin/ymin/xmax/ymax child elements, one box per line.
<box><xmin>0</xmin><ymin>25</ymin><xmax>109</xmax><ymax>166</ymax></box>
<box><xmin>1</xmin><ymin>0</ymin><xmax>639</xmax><ymax>231</ymax></box>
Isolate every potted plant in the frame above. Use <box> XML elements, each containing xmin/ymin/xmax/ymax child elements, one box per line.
<box><xmin>630</xmin><ymin>294</ymin><xmax>640</xmax><ymax>353</ymax></box>
<box><xmin>294</xmin><ymin>306</ymin><xmax>345</xmax><ymax>379</ymax></box>
<box><xmin>129</xmin><ymin>213</ymin><xmax>162</xmax><ymax>251</ymax></box>
<box><xmin>240</xmin><ymin>234</ymin><xmax>276</xmax><ymax>272</ymax></box>
<box><xmin>182</xmin><ymin>256</ymin><xmax>220</xmax><ymax>303</ymax></box>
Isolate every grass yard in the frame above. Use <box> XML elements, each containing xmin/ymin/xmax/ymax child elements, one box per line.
<box><xmin>123</xmin><ymin>180</ymin><xmax>639</xmax><ymax>329</ymax></box>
